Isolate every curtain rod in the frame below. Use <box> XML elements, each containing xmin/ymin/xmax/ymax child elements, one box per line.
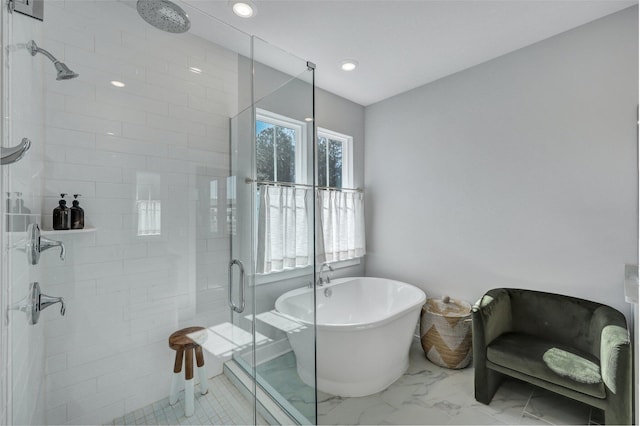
<box><xmin>244</xmin><ymin>178</ymin><xmax>363</xmax><ymax>193</ymax></box>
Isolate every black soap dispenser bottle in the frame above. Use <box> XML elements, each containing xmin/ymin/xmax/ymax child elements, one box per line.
<box><xmin>53</xmin><ymin>193</ymin><xmax>69</xmax><ymax>230</ymax></box>
<box><xmin>70</xmin><ymin>194</ymin><xmax>84</xmax><ymax>230</ymax></box>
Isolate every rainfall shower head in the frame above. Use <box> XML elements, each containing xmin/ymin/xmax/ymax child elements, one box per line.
<box><xmin>27</xmin><ymin>40</ymin><xmax>78</xmax><ymax>81</ymax></box>
<box><xmin>137</xmin><ymin>0</ymin><xmax>191</xmax><ymax>34</ymax></box>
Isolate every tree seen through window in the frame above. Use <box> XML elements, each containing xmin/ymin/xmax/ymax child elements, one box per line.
<box><xmin>318</xmin><ymin>136</ymin><xmax>343</xmax><ymax>188</ymax></box>
<box><xmin>256</xmin><ymin>121</ymin><xmax>296</xmax><ymax>183</ymax></box>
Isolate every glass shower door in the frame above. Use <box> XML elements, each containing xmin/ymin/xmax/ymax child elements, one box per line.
<box><xmin>229</xmin><ymin>36</ymin><xmax>317</xmax><ymax>424</ymax></box>
<box><xmin>228</xmin><ymin>101</ymin><xmax>258</xmax><ymax>423</ymax></box>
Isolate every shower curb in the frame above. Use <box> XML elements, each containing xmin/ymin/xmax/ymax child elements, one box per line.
<box><xmin>223</xmin><ymin>360</ymin><xmax>300</xmax><ymax>425</ymax></box>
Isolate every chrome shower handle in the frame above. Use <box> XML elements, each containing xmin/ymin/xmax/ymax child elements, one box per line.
<box><xmin>25</xmin><ymin>224</ymin><xmax>65</xmax><ymax>265</ymax></box>
<box><xmin>1</xmin><ymin>138</ymin><xmax>31</xmax><ymax>165</ymax></box>
<box><xmin>40</xmin><ymin>235</ymin><xmax>66</xmax><ymax>261</ymax></box>
<box><xmin>8</xmin><ymin>282</ymin><xmax>66</xmax><ymax>325</ymax></box>
<box><xmin>39</xmin><ymin>292</ymin><xmax>66</xmax><ymax>316</ymax></box>
<box><xmin>228</xmin><ymin>259</ymin><xmax>246</xmax><ymax>314</ymax></box>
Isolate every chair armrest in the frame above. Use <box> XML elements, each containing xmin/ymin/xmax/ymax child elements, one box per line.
<box><xmin>472</xmin><ymin>288</ymin><xmax>513</xmax><ymax>347</ymax></box>
<box><xmin>600</xmin><ymin>324</ymin><xmax>631</xmax><ymax>395</ymax></box>
<box><xmin>589</xmin><ymin>304</ymin><xmax>628</xmax><ymax>358</ymax></box>
<box><xmin>472</xmin><ymin>288</ymin><xmax>513</xmax><ymax>403</ymax></box>
<box><xmin>599</xmin><ymin>319</ymin><xmax>632</xmax><ymax>424</ymax></box>
<box><xmin>589</xmin><ymin>305</ymin><xmax>631</xmax><ymax>397</ymax></box>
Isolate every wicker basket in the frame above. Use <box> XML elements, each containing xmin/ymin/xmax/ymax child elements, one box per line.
<box><xmin>420</xmin><ymin>296</ymin><xmax>472</xmax><ymax>369</ymax></box>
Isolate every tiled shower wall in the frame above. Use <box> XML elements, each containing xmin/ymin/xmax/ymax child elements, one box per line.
<box><xmin>33</xmin><ymin>1</ymin><xmax>239</xmax><ymax>424</ymax></box>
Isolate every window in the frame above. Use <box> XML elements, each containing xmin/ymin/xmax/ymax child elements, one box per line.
<box><xmin>316</xmin><ymin>129</ymin><xmax>363</xmax><ymax>264</ymax></box>
<box><xmin>255</xmin><ymin>113</ymin><xmax>362</xmax><ymax>280</ymax></box>
<box><xmin>255</xmin><ymin>110</ymin><xmax>311</xmax><ymax>277</ymax></box>
<box><xmin>255</xmin><ymin>114</ymin><xmax>353</xmax><ymax>190</ymax></box>
<box><xmin>256</xmin><ymin>109</ymin><xmax>307</xmax><ymax>184</ymax></box>
<box><xmin>317</xmin><ymin>128</ymin><xmax>353</xmax><ymax>188</ymax></box>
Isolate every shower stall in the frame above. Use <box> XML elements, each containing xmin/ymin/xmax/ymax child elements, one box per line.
<box><xmin>0</xmin><ymin>1</ymin><xmax>319</xmax><ymax>424</ymax></box>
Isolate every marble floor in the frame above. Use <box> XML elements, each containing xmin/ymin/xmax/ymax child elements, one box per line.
<box><xmin>257</xmin><ymin>337</ymin><xmax>604</xmax><ymax>425</ymax></box>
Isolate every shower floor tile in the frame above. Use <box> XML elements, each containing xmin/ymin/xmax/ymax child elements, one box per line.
<box><xmin>109</xmin><ymin>374</ymin><xmax>265</xmax><ymax>426</ymax></box>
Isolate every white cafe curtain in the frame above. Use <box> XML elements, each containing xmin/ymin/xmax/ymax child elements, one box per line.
<box><xmin>256</xmin><ymin>185</ymin><xmax>313</xmax><ymax>274</ymax></box>
<box><xmin>316</xmin><ymin>190</ymin><xmax>365</xmax><ymax>263</ymax></box>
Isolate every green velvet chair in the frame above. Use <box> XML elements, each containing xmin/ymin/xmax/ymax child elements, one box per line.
<box><xmin>472</xmin><ymin>288</ymin><xmax>632</xmax><ymax>425</ymax></box>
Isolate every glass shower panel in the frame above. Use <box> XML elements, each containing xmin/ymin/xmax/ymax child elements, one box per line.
<box><xmin>252</xmin><ymin>36</ymin><xmax>317</xmax><ymax>425</ymax></box>
<box><xmin>3</xmin><ymin>1</ymin><xmax>257</xmax><ymax>424</ymax></box>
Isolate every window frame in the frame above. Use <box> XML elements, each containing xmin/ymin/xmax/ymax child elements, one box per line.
<box><xmin>316</xmin><ymin>127</ymin><xmax>353</xmax><ymax>189</ymax></box>
<box><xmin>254</xmin><ymin>121</ymin><xmax>359</xmax><ymax>285</ymax></box>
<box><xmin>255</xmin><ymin>108</ymin><xmax>308</xmax><ymax>185</ymax></box>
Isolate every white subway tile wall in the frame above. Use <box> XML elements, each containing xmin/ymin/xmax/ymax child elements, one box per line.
<box><xmin>31</xmin><ymin>1</ymin><xmax>240</xmax><ymax>424</ymax></box>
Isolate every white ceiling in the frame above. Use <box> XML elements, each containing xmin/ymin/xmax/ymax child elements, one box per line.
<box><xmin>184</xmin><ymin>0</ymin><xmax>637</xmax><ymax>106</ymax></box>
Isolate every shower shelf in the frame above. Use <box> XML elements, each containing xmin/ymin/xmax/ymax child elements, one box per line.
<box><xmin>40</xmin><ymin>227</ymin><xmax>96</xmax><ymax>236</ymax></box>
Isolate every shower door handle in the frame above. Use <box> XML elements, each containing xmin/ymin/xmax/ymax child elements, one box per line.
<box><xmin>1</xmin><ymin>138</ymin><xmax>31</xmax><ymax>165</ymax></box>
<box><xmin>228</xmin><ymin>259</ymin><xmax>246</xmax><ymax>313</ymax></box>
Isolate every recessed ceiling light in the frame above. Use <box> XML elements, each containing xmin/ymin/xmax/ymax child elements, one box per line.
<box><xmin>304</xmin><ymin>117</ymin><xmax>314</xmax><ymax>122</ymax></box>
<box><xmin>231</xmin><ymin>1</ymin><xmax>256</xmax><ymax>18</ymax></box>
<box><xmin>189</xmin><ymin>66</ymin><xmax>202</xmax><ymax>74</ymax></box>
<box><xmin>340</xmin><ymin>60</ymin><xmax>358</xmax><ymax>71</ymax></box>
<box><xmin>110</xmin><ymin>80</ymin><xmax>126</xmax><ymax>88</ymax></box>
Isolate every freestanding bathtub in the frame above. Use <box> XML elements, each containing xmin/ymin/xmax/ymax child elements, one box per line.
<box><xmin>274</xmin><ymin>277</ymin><xmax>426</xmax><ymax>397</ymax></box>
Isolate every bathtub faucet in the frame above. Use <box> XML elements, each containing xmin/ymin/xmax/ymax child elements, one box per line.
<box><xmin>317</xmin><ymin>262</ymin><xmax>334</xmax><ymax>287</ymax></box>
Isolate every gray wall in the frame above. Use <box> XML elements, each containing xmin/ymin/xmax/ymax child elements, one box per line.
<box><xmin>364</xmin><ymin>6</ymin><xmax>638</xmax><ymax>315</ymax></box>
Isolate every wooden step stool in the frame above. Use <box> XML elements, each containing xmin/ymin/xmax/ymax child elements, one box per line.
<box><xmin>168</xmin><ymin>326</ymin><xmax>208</xmax><ymax>417</ymax></box>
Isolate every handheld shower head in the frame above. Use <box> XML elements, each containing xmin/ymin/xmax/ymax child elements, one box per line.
<box><xmin>27</xmin><ymin>40</ymin><xmax>78</xmax><ymax>81</ymax></box>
